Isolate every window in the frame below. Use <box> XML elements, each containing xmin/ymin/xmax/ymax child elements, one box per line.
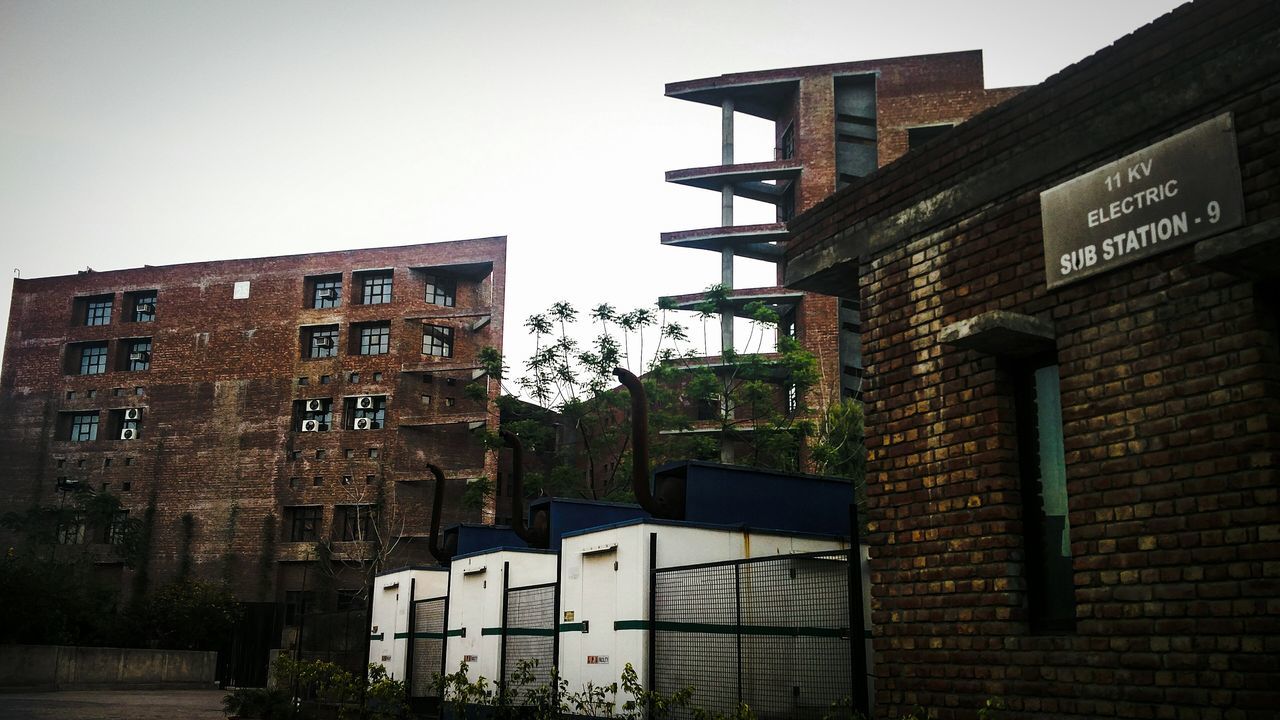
<box><xmin>336</xmin><ymin>505</ymin><xmax>376</xmax><ymax>541</ymax></box>
<box><xmin>284</xmin><ymin>589</ymin><xmax>315</xmax><ymax>625</ymax></box>
<box><xmin>422</xmin><ymin>324</ymin><xmax>453</xmax><ymax>357</ymax></box>
<box><xmin>357</xmin><ymin>270</ymin><xmax>393</xmax><ymax>305</ymax></box>
<box><xmin>310</xmin><ymin>275</ymin><xmax>342</xmax><ymax>309</ymax></box>
<box><xmin>349</xmin><ymin>395</ymin><xmax>387</xmax><ymax>429</ymax></box>
<box><xmin>125</xmin><ymin>338</ymin><xmax>152</xmax><ymax>371</ymax></box>
<box><xmin>106</xmin><ymin>510</ymin><xmax>129</xmax><ymax>544</ymax></box>
<box><xmin>778</xmin><ymin>123</ymin><xmax>795</xmax><ymax>160</ymax></box>
<box><xmin>298</xmin><ymin>398</ymin><xmax>332</xmax><ymax>431</ymax></box>
<box><xmin>285</xmin><ymin>506</ymin><xmax>323</xmax><ymax>542</ymax></box>
<box><xmin>425</xmin><ymin>274</ymin><xmax>456</xmax><ymax>307</ymax></box>
<box><xmin>356</xmin><ymin>322</ymin><xmax>391</xmax><ymax>355</ymax></box>
<box><xmin>1013</xmin><ymin>358</ymin><xmax>1074</xmax><ymax>632</ymax></box>
<box><xmin>57</xmin><ymin>515</ymin><xmax>86</xmax><ymax>545</ymax></box>
<box><xmin>128</xmin><ymin>291</ymin><xmax>157</xmax><ymax>322</ymax></box>
<box><xmin>69</xmin><ymin>412</ymin><xmax>99</xmax><ymax>441</ymax></box>
<box><xmin>335</xmin><ymin>588</ymin><xmax>364</xmax><ymax>611</ymax></box>
<box><xmin>114</xmin><ymin>408</ymin><xmax>141</xmax><ymax>440</ymax></box>
<box><xmin>304</xmin><ymin>325</ymin><xmax>339</xmax><ymax>358</ymax></box>
<box><xmin>82</xmin><ymin>295</ymin><xmax>112</xmax><ymax>326</ymax></box>
<box><xmin>907</xmin><ymin>123</ymin><xmax>956</xmax><ymax>150</ymax></box>
<box><xmin>77</xmin><ymin>342</ymin><xmax>109</xmax><ymax>375</ymax></box>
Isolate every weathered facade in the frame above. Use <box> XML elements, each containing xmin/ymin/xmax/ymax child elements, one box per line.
<box><xmin>661</xmin><ymin>52</ymin><xmax>1022</xmax><ymax>461</ymax></box>
<box><xmin>0</xmin><ymin>237</ymin><xmax>506</xmax><ymax>609</ymax></box>
<box><xmin>785</xmin><ymin>1</ymin><xmax>1279</xmax><ymax>718</ymax></box>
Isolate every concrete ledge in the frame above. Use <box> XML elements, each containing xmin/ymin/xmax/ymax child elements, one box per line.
<box><xmin>938</xmin><ymin>311</ymin><xmax>1056</xmax><ymax>356</ymax></box>
<box><xmin>0</xmin><ymin>645</ymin><xmax>217</xmax><ymax>691</ymax></box>
<box><xmin>1194</xmin><ymin>217</ymin><xmax>1280</xmax><ymax>279</ymax></box>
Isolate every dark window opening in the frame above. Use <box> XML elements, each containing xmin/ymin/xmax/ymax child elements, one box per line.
<box><xmin>304</xmin><ymin>325</ymin><xmax>339</xmax><ymax>359</ymax></box>
<box><xmin>69</xmin><ymin>412</ymin><xmax>99</xmax><ymax>442</ymax></box>
<box><xmin>356</xmin><ymin>270</ymin><xmax>393</xmax><ymax>305</ymax></box>
<box><xmin>127</xmin><ymin>291</ymin><xmax>157</xmax><ymax>323</ymax></box>
<box><xmin>106</xmin><ymin>510</ymin><xmax>129</xmax><ymax>544</ymax></box>
<box><xmin>76</xmin><ymin>342</ymin><xmax>109</xmax><ymax>375</ymax></box>
<box><xmin>907</xmin><ymin>124</ymin><xmax>955</xmax><ymax>150</ymax></box>
<box><xmin>349</xmin><ymin>395</ymin><xmax>387</xmax><ymax>430</ymax></box>
<box><xmin>285</xmin><ymin>506</ymin><xmax>322</xmax><ymax>542</ymax></box>
<box><xmin>336</xmin><ymin>505</ymin><xmax>376</xmax><ymax>542</ymax></box>
<box><xmin>125</xmin><ymin>338</ymin><xmax>152</xmax><ymax>371</ymax></box>
<box><xmin>425</xmin><ymin>274</ymin><xmax>457</xmax><ymax>307</ymax></box>
<box><xmin>309</xmin><ymin>274</ymin><xmax>343</xmax><ymax>309</ymax></box>
<box><xmin>422</xmin><ymin>324</ymin><xmax>453</xmax><ymax>357</ymax></box>
<box><xmin>778</xmin><ymin>123</ymin><xmax>795</xmax><ymax>161</ymax></box>
<box><xmin>355</xmin><ymin>322</ymin><xmax>391</xmax><ymax>356</ymax></box>
<box><xmin>297</xmin><ymin>398</ymin><xmax>333</xmax><ymax>431</ymax></box>
<box><xmin>1013</xmin><ymin>356</ymin><xmax>1074</xmax><ymax>633</ymax></box>
<box><xmin>80</xmin><ymin>295</ymin><xmax>113</xmax><ymax>326</ymax></box>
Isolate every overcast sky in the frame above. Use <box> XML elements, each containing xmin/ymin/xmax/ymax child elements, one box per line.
<box><xmin>0</xmin><ymin>0</ymin><xmax>1187</xmax><ymax>384</ymax></box>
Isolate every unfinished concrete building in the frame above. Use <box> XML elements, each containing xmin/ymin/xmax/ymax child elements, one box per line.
<box><xmin>660</xmin><ymin>52</ymin><xmax>1022</xmax><ymax>460</ymax></box>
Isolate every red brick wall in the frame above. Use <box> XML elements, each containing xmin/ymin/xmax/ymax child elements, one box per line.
<box><xmin>0</xmin><ymin>237</ymin><xmax>506</xmax><ymax>602</ymax></box>
<box><xmin>786</xmin><ymin>1</ymin><xmax>1280</xmax><ymax>717</ymax></box>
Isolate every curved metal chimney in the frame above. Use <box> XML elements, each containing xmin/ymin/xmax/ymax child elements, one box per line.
<box><xmin>426</xmin><ymin>463</ymin><xmax>451</xmax><ymax>564</ymax></box>
<box><xmin>613</xmin><ymin>367</ymin><xmax>661</xmax><ymax>515</ymax></box>
<box><xmin>502</xmin><ymin>429</ymin><xmax>547</xmax><ymax>546</ymax></box>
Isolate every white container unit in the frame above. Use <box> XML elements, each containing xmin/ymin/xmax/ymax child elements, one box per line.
<box><xmin>368</xmin><ymin>566</ymin><xmax>450</xmax><ymax>682</ymax></box>
<box><xmin>558</xmin><ymin>519</ymin><xmax>851</xmax><ymax>716</ymax></box>
<box><xmin>444</xmin><ymin>548</ymin><xmax>559</xmax><ymax>685</ymax></box>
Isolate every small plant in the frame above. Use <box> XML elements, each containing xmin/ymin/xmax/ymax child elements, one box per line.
<box><xmin>221</xmin><ymin>686</ymin><xmax>295</xmax><ymax>720</ymax></box>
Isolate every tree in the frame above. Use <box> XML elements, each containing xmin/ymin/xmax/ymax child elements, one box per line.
<box><xmin>500</xmin><ymin>290</ymin><xmax>827</xmax><ymax>502</ymax></box>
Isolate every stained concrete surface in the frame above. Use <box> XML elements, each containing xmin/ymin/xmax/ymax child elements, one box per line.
<box><xmin>0</xmin><ymin>688</ymin><xmax>226</xmax><ymax>719</ymax></box>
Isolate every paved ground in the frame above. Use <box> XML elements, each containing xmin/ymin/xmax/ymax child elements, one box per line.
<box><xmin>0</xmin><ymin>688</ymin><xmax>227</xmax><ymax>719</ymax></box>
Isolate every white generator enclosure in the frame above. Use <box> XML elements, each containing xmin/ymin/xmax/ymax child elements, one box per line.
<box><xmin>368</xmin><ymin>566</ymin><xmax>450</xmax><ymax>682</ymax></box>
<box><xmin>558</xmin><ymin>520</ymin><xmax>850</xmax><ymax>716</ymax></box>
<box><xmin>444</xmin><ymin>548</ymin><xmax>558</xmax><ymax>685</ymax></box>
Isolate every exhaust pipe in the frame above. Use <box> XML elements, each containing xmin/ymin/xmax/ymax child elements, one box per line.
<box><xmin>426</xmin><ymin>463</ymin><xmax>451</xmax><ymax>563</ymax></box>
<box><xmin>502</xmin><ymin>429</ymin><xmax>547</xmax><ymax>547</ymax></box>
<box><xmin>613</xmin><ymin>367</ymin><xmax>660</xmax><ymax>515</ymax></box>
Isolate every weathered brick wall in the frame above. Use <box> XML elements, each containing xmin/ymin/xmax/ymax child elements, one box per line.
<box><xmin>0</xmin><ymin>237</ymin><xmax>506</xmax><ymax>602</ymax></box>
<box><xmin>786</xmin><ymin>1</ymin><xmax>1280</xmax><ymax>717</ymax></box>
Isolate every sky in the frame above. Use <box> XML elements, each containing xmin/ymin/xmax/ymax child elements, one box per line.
<box><xmin>0</xmin><ymin>0</ymin><xmax>1189</xmax><ymax>387</ymax></box>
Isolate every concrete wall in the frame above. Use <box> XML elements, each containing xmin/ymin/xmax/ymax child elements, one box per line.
<box><xmin>0</xmin><ymin>645</ymin><xmax>217</xmax><ymax>690</ymax></box>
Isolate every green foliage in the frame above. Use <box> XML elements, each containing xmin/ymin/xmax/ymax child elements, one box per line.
<box><xmin>505</xmin><ymin>294</ymin><xmax>822</xmax><ymax>501</ymax></box>
<box><xmin>812</xmin><ymin>398</ymin><xmax>868</xmax><ymax>535</ymax></box>
<box><xmin>125</xmin><ymin>578</ymin><xmax>241</xmax><ymax>650</ymax></box>
<box><xmin>222</xmin><ymin>687</ymin><xmax>296</xmax><ymax>719</ymax></box>
<box><xmin>462</xmin><ymin>477</ymin><xmax>494</xmax><ymax>512</ymax></box>
<box><xmin>267</xmin><ymin>656</ymin><xmax>409</xmax><ymax>720</ymax></box>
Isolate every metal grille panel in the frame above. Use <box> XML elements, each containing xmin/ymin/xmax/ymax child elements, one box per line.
<box><xmin>410</xmin><ymin>597</ymin><xmax>446</xmax><ymax>698</ymax></box>
<box><xmin>503</xmin><ymin>583</ymin><xmax>556</xmax><ymax>690</ymax></box>
<box><xmin>654</xmin><ymin>551</ymin><xmax>853</xmax><ymax>720</ymax></box>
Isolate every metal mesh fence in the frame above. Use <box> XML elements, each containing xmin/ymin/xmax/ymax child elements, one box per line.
<box><xmin>410</xmin><ymin>597</ymin><xmax>447</xmax><ymax>698</ymax></box>
<box><xmin>654</xmin><ymin>551</ymin><xmax>853</xmax><ymax>720</ymax></box>
<box><xmin>503</xmin><ymin>583</ymin><xmax>557</xmax><ymax>690</ymax></box>
<box><xmin>298</xmin><ymin>608</ymin><xmax>367</xmax><ymax>678</ymax></box>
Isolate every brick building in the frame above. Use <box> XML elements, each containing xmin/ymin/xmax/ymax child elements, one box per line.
<box><xmin>660</xmin><ymin>52</ymin><xmax>1022</xmax><ymax>461</ymax></box>
<box><xmin>785</xmin><ymin>1</ymin><xmax>1279</xmax><ymax>717</ymax></box>
<box><xmin>0</xmin><ymin>237</ymin><xmax>506</xmax><ymax>612</ymax></box>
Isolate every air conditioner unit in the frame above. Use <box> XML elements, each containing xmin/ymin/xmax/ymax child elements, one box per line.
<box><xmin>136</xmin><ymin>303</ymin><xmax>155</xmax><ymax>314</ymax></box>
<box><xmin>301</xmin><ymin>420</ymin><xmax>321</xmax><ymax>432</ymax></box>
<box><xmin>353</xmin><ymin>417</ymin><xmax>373</xmax><ymax>430</ymax></box>
<box><xmin>124</xmin><ymin>408</ymin><xmax>141</xmax><ymax>420</ymax></box>
<box><xmin>320</xmin><ymin>289</ymin><xmax>338</xmax><ymax>300</ymax></box>
<box><xmin>315</xmin><ymin>337</ymin><xmax>334</xmax><ymax>348</ymax></box>
<box><xmin>305</xmin><ymin>399</ymin><xmax>324</xmax><ymax>412</ymax></box>
<box><xmin>356</xmin><ymin>396</ymin><xmax>375</xmax><ymax>409</ymax></box>
<box><xmin>130</xmin><ymin>351</ymin><xmax>150</xmax><ymax>362</ymax></box>
<box><xmin>120</xmin><ymin>428</ymin><xmax>138</xmax><ymax>440</ymax></box>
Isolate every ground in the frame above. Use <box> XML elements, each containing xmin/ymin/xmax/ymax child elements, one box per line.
<box><xmin>0</xmin><ymin>688</ymin><xmax>226</xmax><ymax>719</ymax></box>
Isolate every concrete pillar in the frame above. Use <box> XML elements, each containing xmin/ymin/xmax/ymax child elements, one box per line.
<box><xmin>720</xmin><ymin>98</ymin><xmax>735</xmax><ymax>356</ymax></box>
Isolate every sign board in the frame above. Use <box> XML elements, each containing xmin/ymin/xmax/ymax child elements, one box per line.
<box><xmin>1040</xmin><ymin>113</ymin><xmax>1244</xmax><ymax>289</ymax></box>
